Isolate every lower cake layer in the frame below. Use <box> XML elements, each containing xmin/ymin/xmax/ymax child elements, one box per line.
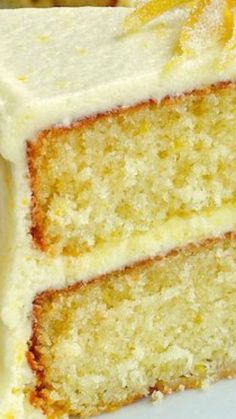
<box><xmin>28</xmin><ymin>233</ymin><xmax>236</xmax><ymax>417</ymax></box>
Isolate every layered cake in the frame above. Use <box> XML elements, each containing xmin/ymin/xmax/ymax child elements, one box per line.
<box><xmin>0</xmin><ymin>1</ymin><xmax>236</xmax><ymax>418</ymax></box>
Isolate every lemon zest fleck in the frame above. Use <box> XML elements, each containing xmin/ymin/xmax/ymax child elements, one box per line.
<box><xmin>17</xmin><ymin>75</ymin><xmax>27</xmax><ymax>83</ymax></box>
<box><xmin>38</xmin><ymin>34</ymin><xmax>49</xmax><ymax>42</ymax></box>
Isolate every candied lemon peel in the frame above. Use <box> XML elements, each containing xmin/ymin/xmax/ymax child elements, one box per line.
<box><xmin>124</xmin><ymin>0</ymin><xmax>193</xmax><ymax>34</ymax></box>
<box><xmin>124</xmin><ymin>0</ymin><xmax>236</xmax><ymax>58</ymax></box>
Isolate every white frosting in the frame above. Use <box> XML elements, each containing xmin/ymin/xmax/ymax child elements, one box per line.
<box><xmin>0</xmin><ymin>5</ymin><xmax>236</xmax><ymax>418</ymax></box>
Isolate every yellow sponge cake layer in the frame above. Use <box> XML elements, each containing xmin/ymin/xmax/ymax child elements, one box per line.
<box><xmin>28</xmin><ymin>233</ymin><xmax>236</xmax><ymax>417</ymax></box>
<box><xmin>28</xmin><ymin>82</ymin><xmax>236</xmax><ymax>256</ymax></box>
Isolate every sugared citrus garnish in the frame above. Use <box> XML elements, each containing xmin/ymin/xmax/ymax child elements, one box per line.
<box><xmin>124</xmin><ymin>0</ymin><xmax>235</xmax><ymax>58</ymax></box>
<box><xmin>219</xmin><ymin>1</ymin><xmax>236</xmax><ymax>69</ymax></box>
<box><xmin>123</xmin><ymin>0</ymin><xmax>193</xmax><ymax>34</ymax></box>
<box><xmin>222</xmin><ymin>0</ymin><xmax>235</xmax><ymax>43</ymax></box>
<box><xmin>178</xmin><ymin>0</ymin><xmax>212</xmax><ymax>54</ymax></box>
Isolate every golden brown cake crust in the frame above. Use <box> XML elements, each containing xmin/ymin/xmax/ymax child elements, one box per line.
<box><xmin>27</xmin><ymin>230</ymin><xmax>236</xmax><ymax>417</ymax></box>
<box><xmin>27</xmin><ymin>81</ymin><xmax>234</xmax><ymax>254</ymax></box>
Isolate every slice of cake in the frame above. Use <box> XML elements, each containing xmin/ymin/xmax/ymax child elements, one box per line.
<box><xmin>0</xmin><ymin>1</ymin><xmax>236</xmax><ymax>418</ymax></box>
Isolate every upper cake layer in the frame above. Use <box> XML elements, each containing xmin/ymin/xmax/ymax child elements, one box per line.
<box><xmin>0</xmin><ymin>2</ymin><xmax>235</xmax><ymax>161</ymax></box>
<box><xmin>27</xmin><ymin>82</ymin><xmax>236</xmax><ymax>256</ymax></box>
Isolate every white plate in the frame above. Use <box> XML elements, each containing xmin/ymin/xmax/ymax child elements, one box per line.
<box><xmin>102</xmin><ymin>379</ymin><xmax>236</xmax><ymax>419</ymax></box>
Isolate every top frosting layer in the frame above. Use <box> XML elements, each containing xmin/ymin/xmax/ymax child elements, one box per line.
<box><xmin>0</xmin><ymin>3</ymin><xmax>235</xmax><ymax>161</ymax></box>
